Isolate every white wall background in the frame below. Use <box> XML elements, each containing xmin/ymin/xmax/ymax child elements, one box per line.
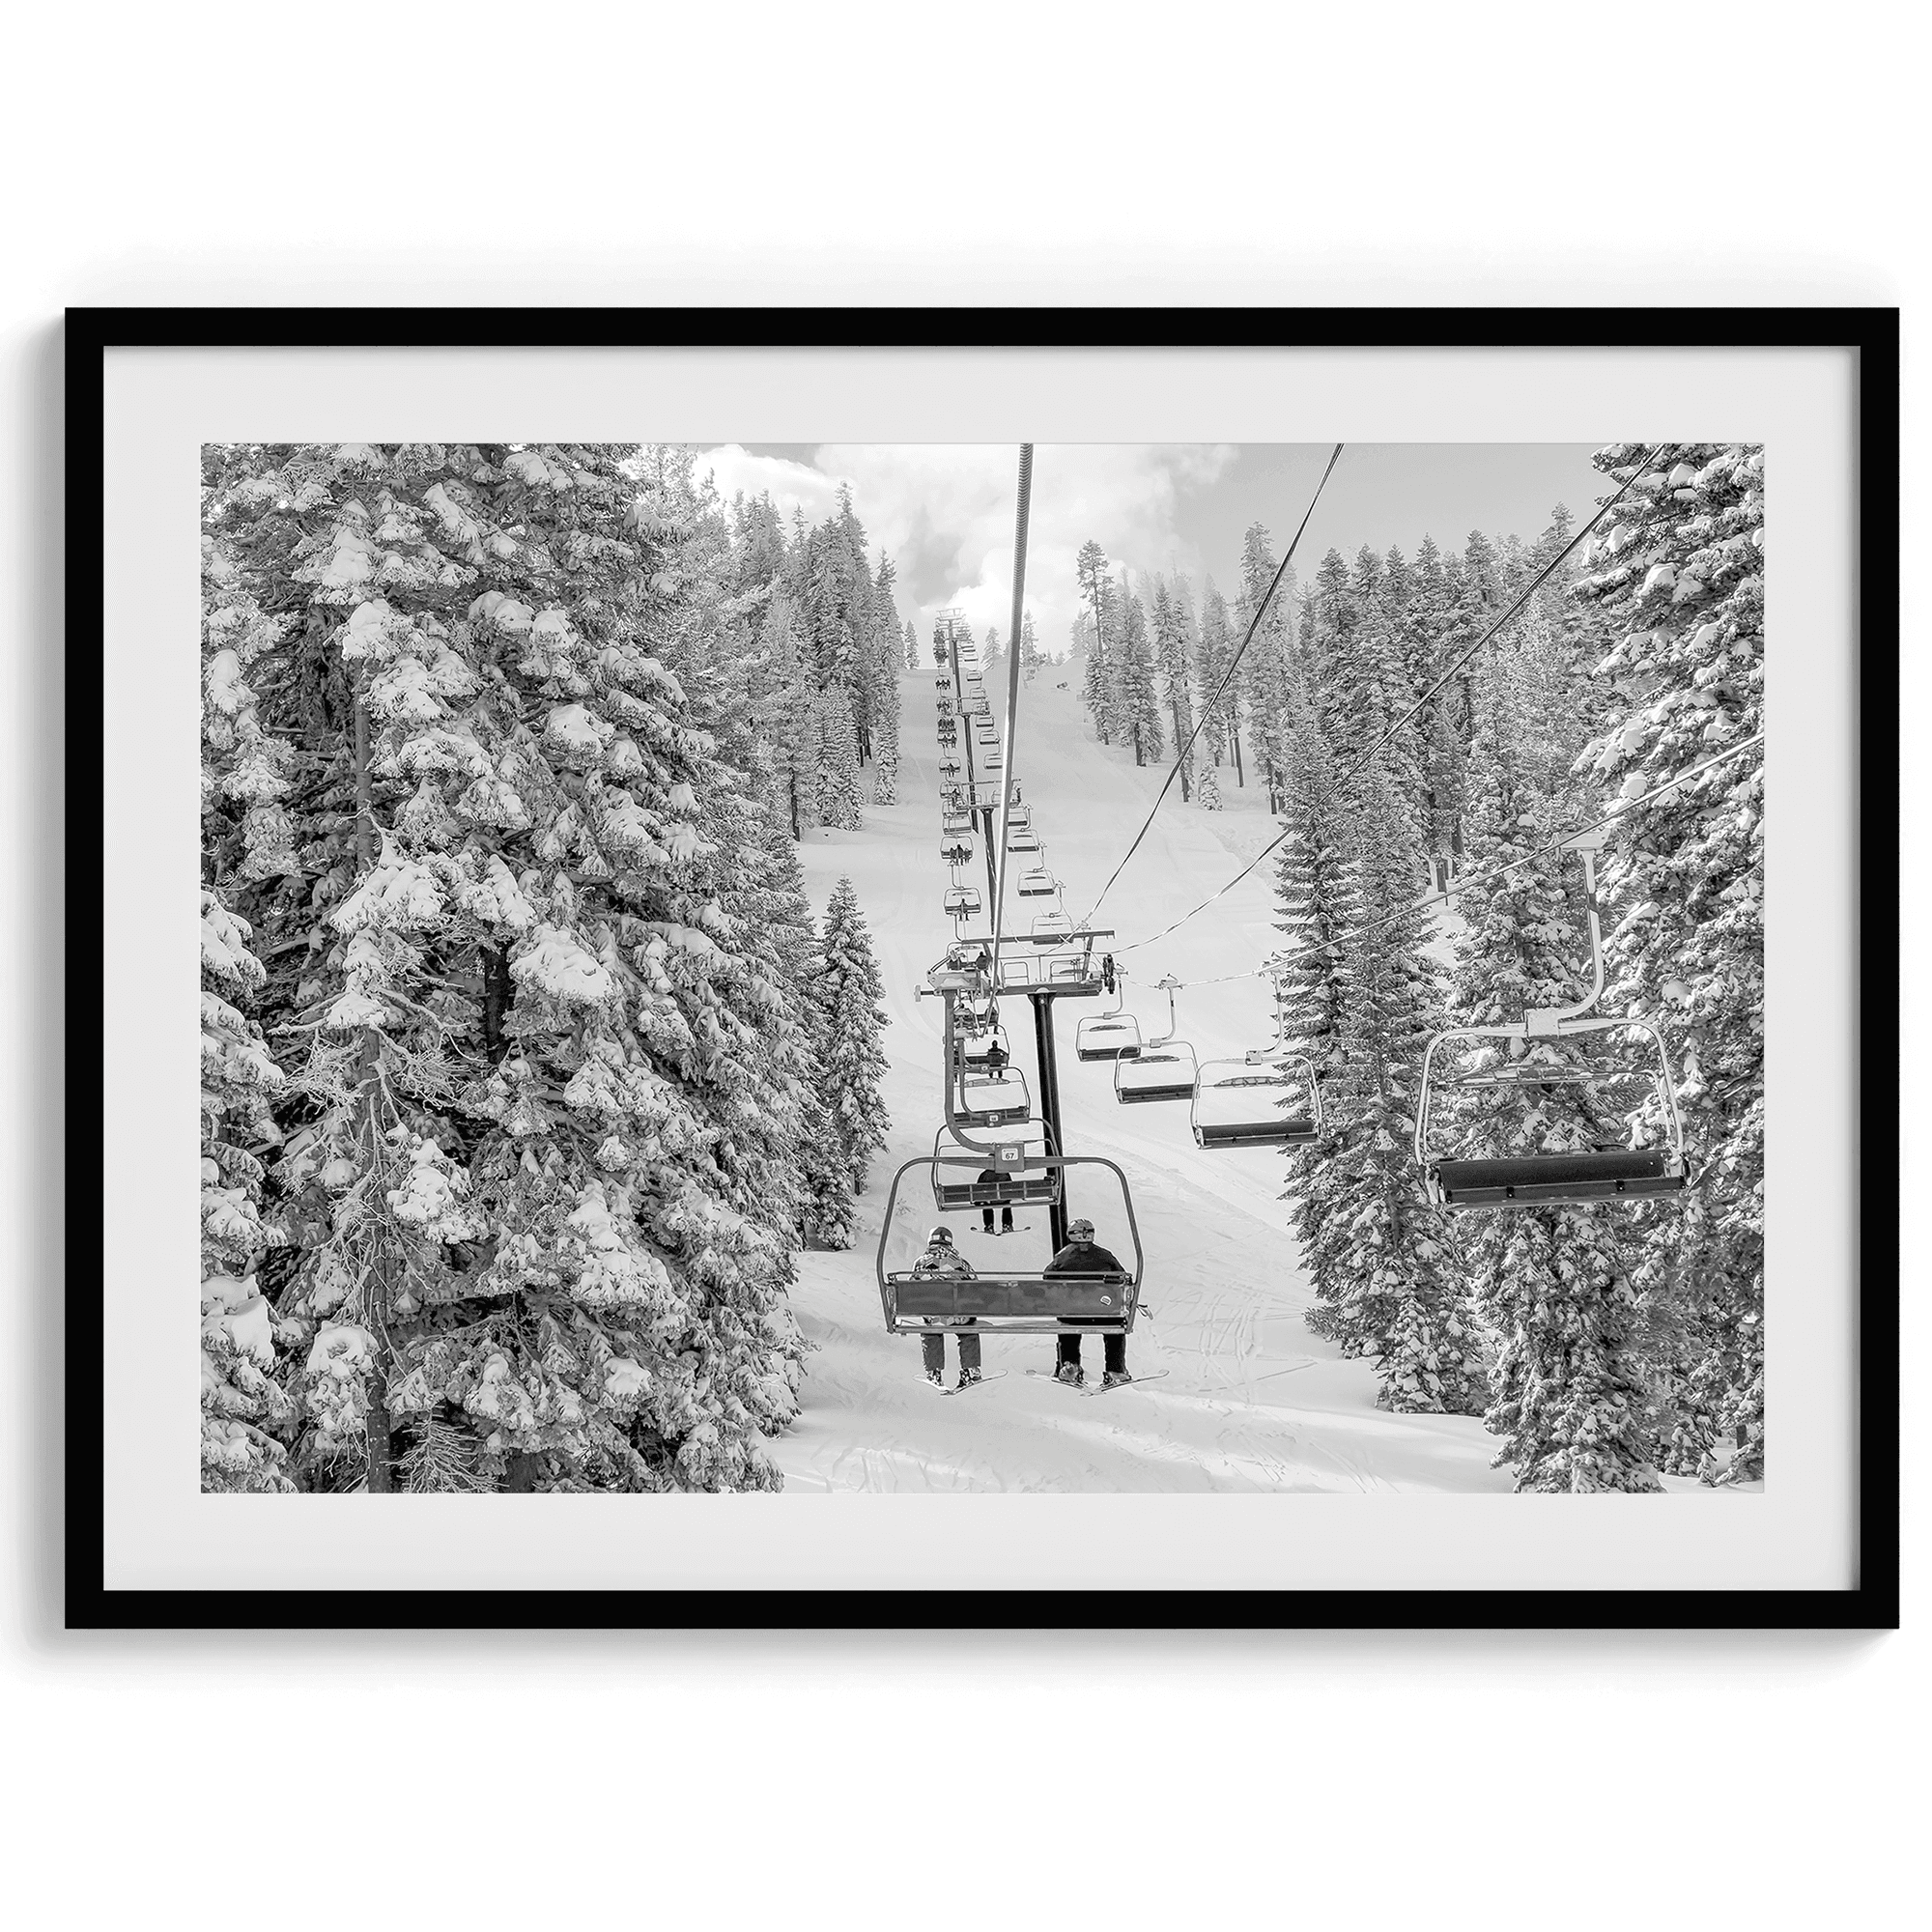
<box><xmin>2</xmin><ymin>5</ymin><xmax>1918</xmax><ymax>1927</ymax></box>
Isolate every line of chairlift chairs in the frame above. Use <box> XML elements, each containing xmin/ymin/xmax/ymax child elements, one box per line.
<box><xmin>890</xmin><ymin>577</ymin><xmax>1695</xmax><ymax>1360</ymax></box>
<box><xmin>934</xmin><ymin>681</ymin><xmax>1691</xmax><ymax>1209</ymax></box>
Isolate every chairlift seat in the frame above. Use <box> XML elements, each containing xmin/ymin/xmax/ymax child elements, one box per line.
<box><xmin>1195</xmin><ymin>1117</ymin><xmax>1319</xmax><ymax>1149</ymax></box>
<box><xmin>1429</xmin><ymin>1150</ymin><xmax>1689</xmax><ymax>1208</ymax></box>
<box><xmin>889</xmin><ymin>1272</ymin><xmax>1132</xmax><ymax>1328</ymax></box>
<box><xmin>1115</xmin><ymin>1046</ymin><xmax>1199</xmax><ymax>1104</ymax></box>
<box><xmin>1075</xmin><ymin>1016</ymin><xmax>1143</xmax><ymax>1062</ymax></box>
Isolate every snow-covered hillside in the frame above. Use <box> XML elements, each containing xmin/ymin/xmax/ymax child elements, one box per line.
<box><xmin>781</xmin><ymin>670</ymin><xmax>1515</xmax><ymax>1492</ymax></box>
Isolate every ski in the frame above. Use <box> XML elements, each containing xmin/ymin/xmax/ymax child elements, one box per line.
<box><xmin>939</xmin><ymin>1370</ymin><xmax>1009</xmax><ymax>1397</ymax></box>
<box><xmin>1079</xmin><ymin>1371</ymin><xmax>1170</xmax><ymax>1398</ymax></box>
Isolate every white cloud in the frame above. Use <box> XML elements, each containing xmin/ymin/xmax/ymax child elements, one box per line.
<box><xmin>696</xmin><ymin>441</ymin><xmax>1236</xmax><ymax>657</ymax></box>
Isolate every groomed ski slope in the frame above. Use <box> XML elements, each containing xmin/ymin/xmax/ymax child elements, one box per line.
<box><xmin>781</xmin><ymin>670</ymin><xmax>1514</xmax><ymax>1492</ymax></box>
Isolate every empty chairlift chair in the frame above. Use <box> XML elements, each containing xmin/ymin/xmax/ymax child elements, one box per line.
<box><xmin>1075</xmin><ymin>1012</ymin><xmax>1143</xmax><ymax>1063</ymax></box>
<box><xmin>1413</xmin><ymin>831</ymin><xmax>1690</xmax><ymax>1208</ymax></box>
<box><xmin>955</xmin><ymin>1064</ymin><xmax>1031</xmax><ymax>1125</ymax></box>
<box><xmin>1017</xmin><ymin>865</ymin><xmax>1058</xmax><ymax>898</ymax></box>
<box><xmin>1115</xmin><ymin>1040</ymin><xmax>1199</xmax><ymax>1104</ymax></box>
<box><xmin>1191</xmin><ymin>1053</ymin><xmax>1322</xmax><ymax>1149</ymax></box>
<box><xmin>1114</xmin><ymin>974</ymin><xmax>1198</xmax><ymax>1103</ymax></box>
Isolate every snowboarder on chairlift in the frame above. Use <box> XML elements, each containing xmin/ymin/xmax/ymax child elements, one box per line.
<box><xmin>979</xmin><ymin>1169</ymin><xmax>1016</xmax><ymax>1236</ymax></box>
<box><xmin>1046</xmin><ymin>1218</ymin><xmax>1131</xmax><ymax>1388</ymax></box>
<box><xmin>983</xmin><ymin>1037</ymin><xmax>1009</xmax><ymax>1075</ymax></box>
<box><xmin>910</xmin><ymin>1225</ymin><xmax>983</xmax><ymax>1389</ymax></box>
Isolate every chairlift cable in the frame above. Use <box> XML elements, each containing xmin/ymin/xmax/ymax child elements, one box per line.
<box><xmin>1112</xmin><ymin>443</ymin><xmax>1675</xmax><ymax>956</ymax></box>
<box><xmin>1148</xmin><ymin>730</ymin><xmax>1764</xmax><ymax>992</ymax></box>
<box><xmin>1079</xmin><ymin>443</ymin><xmax>1345</xmax><ymax>928</ymax></box>
<box><xmin>987</xmin><ymin>444</ymin><xmax>1035</xmax><ymax>966</ymax></box>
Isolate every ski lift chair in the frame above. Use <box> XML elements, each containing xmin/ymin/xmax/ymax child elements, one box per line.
<box><xmin>955</xmin><ymin>1065</ymin><xmax>1031</xmax><ymax>1126</ymax></box>
<box><xmin>1007</xmin><ymin>826</ymin><xmax>1041</xmax><ymax>854</ymax></box>
<box><xmin>1030</xmin><ymin>909</ymin><xmax>1073</xmax><ymax>941</ymax></box>
<box><xmin>1191</xmin><ymin>1053</ymin><xmax>1321</xmax><ymax>1148</ymax></box>
<box><xmin>1017</xmin><ymin>866</ymin><xmax>1058</xmax><ymax>898</ymax></box>
<box><xmin>982</xmin><ymin>752</ymin><xmax>1005</xmax><ymax>771</ymax></box>
<box><xmin>940</xmin><ymin>757</ymin><xmax>962</xmax><ymax>778</ymax></box>
<box><xmin>1413</xmin><ymin>832</ymin><xmax>1691</xmax><ymax>1208</ymax></box>
<box><xmin>1075</xmin><ymin>1013</ymin><xmax>1143</xmax><ymax>1063</ymax></box>
<box><xmin>944</xmin><ymin>882</ymin><xmax>981</xmax><ymax>919</ymax></box>
<box><xmin>943</xmin><ymin>809</ymin><xmax>973</xmax><ymax>837</ymax></box>
<box><xmin>928</xmin><ymin>1122</ymin><xmax>1061</xmax><ymax>1209</ymax></box>
<box><xmin>942</xmin><ymin>838</ymin><xmax>975</xmax><ymax>866</ymax></box>
<box><xmin>1114</xmin><ymin>1041</ymin><xmax>1200</xmax><ymax>1104</ymax></box>
<box><xmin>1007</xmin><ymin>803</ymin><xmax>1033</xmax><ymax>832</ymax></box>
<box><xmin>878</xmin><ymin>1154</ymin><xmax>1142</xmax><ymax>1336</ymax></box>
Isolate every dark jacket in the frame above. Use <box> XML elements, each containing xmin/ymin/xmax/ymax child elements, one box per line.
<box><xmin>1044</xmin><ymin>1241</ymin><xmax>1125</xmax><ymax>1276</ymax></box>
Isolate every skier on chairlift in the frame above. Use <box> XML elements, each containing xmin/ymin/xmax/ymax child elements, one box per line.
<box><xmin>909</xmin><ymin>1225</ymin><xmax>982</xmax><ymax>1389</ymax></box>
<box><xmin>982</xmin><ymin>1036</ymin><xmax>1009</xmax><ymax>1075</ymax></box>
<box><xmin>1046</xmin><ymin>1218</ymin><xmax>1131</xmax><ymax>1388</ymax></box>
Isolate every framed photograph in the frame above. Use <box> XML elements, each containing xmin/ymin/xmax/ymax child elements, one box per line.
<box><xmin>70</xmin><ymin>307</ymin><xmax>1896</xmax><ymax>1628</ymax></box>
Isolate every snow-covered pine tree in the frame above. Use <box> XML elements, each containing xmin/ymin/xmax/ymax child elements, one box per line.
<box><xmin>815</xmin><ymin>684</ymin><xmax>865</xmax><ymax>831</ymax></box>
<box><xmin>817</xmin><ymin>876</ymin><xmax>891</xmax><ymax>1198</ymax></box>
<box><xmin>1195</xmin><ymin>579</ymin><xmax>1241</xmax><ymax>782</ymax></box>
<box><xmin>1271</xmin><ymin>646</ymin><xmax>1468</xmax><ymax>1409</ymax></box>
<box><xmin>1076</xmin><ymin>540</ymin><xmax>1114</xmax><ymax>744</ymax></box>
<box><xmin>1151</xmin><ymin>577</ymin><xmax>1197</xmax><ymax>801</ymax></box>
<box><xmin>1020</xmin><ymin>612</ymin><xmax>1041</xmax><ymax>684</ymax></box>
<box><xmin>1449</xmin><ymin>640</ymin><xmax>1661</xmax><ymax>1490</ymax></box>
<box><xmin>869</xmin><ymin>554</ymin><xmax>903</xmax><ymax>805</ymax></box>
<box><xmin>1114</xmin><ymin>588</ymin><xmax>1165</xmax><ymax>766</ymax></box>
<box><xmin>1571</xmin><ymin>440</ymin><xmax>1765</xmax><ymax>1483</ymax></box>
<box><xmin>1236</xmin><ymin>524</ymin><xmax>1293</xmax><ymax>810</ymax></box>
<box><xmin>758</xmin><ymin>595</ymin><xmax>822</xmax><ymax>838</ymax></box>
<box><xmin>904</xmin><ymin>618</ymin><xmax>920</xmax><ymax>673</ymax></box>
<box><xmin>199</xmin><ymin>521</ymin><xmax>300</xmax><ymax>1491</ymax></box>
<box><xmin>203</xmin><ymin>442</ymin><xmax>812</xmax><ymax>1493</ymax></box>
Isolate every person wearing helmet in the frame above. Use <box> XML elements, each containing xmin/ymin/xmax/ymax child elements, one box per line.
<box><xmin>1044</xmin><ymin>1216</ymin><xmax>1131</xmax><ymax>1388</ymax></box>
<box><xmin>909</xmin><ymin>1224</ymin><xmax>983</xmax><ymax>1388</ymax></box>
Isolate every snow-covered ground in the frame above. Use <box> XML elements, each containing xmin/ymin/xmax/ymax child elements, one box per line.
<box><xmin>780</xmin><ymin>669</ymin><xmax>1515</xmax><ymax>1492</ymax></box>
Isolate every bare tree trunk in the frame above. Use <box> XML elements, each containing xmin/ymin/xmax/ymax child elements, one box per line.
<box><xmin>481</xmin><ymin>945</ymin><xmax>513</xmax><ymax>1065</ymax></box>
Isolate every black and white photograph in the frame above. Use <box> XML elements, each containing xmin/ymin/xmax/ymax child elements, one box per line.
<box><xmin>193</xmin><ymin>435</ymin><xmax>1770</xmax><ymax>1500</ymax></box>
<box><xmin>11</xmin><ymin>9</ymin><xmax>1919</xmax><ymax>1930</ymax></box>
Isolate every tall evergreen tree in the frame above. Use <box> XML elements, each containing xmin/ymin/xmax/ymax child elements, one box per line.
<box><xmin>1151</xmin><ymin>577</ymin><xmax>1197</xmax><ymax>801</ymax></box>
<box><xmin>869</xmin><ymin>553</ymin><xmax>903</xmax><ymax>805</ymax></box>
<box><xmin>200</xmin><ymin>441</ymin><xmax>814</xmax><ymax>1493</ymax></box>
<box><xmin>904</xmin><ymin>618</ymin><xmax>920</xmax><ymax>672</ymax></box>
<box><xmin>1195</xmin><ymin>579</ymin><xmax>1240</xmax><ymax>781</ymax></box>
<box><xmin>1076</xmin><ymin>540</ymin><xmax>1114</xmax><ymax>743</ymax></box>
<box><xmin>1572</xmin><ymin>441</ymin><xmax>1766</xmax><ymax>1483</ymax></box>
<box><xmin>1450</xmin><ymin>645</ymin><xmax>1661</xmax><ymax>1489</ymax></box>
<box><xmin>817</xmin><ymin>877</ymin><xmax>891</xmax><ymax>1197</ymax></box>
<box><xmin>815</xmin><ymin>684</ymin><xmax>865</xmax><ymax>831</ymax></box>
<box><xmin>1114</xmin><ymin>588</ymin><xmax>1165</xmax><ymax>766</ymax></box>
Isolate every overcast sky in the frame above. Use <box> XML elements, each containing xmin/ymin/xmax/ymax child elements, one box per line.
<box><xmin>694</xmin><ymin>442</ymin><xmax>1612</xmax><ymax>657</ymax></box>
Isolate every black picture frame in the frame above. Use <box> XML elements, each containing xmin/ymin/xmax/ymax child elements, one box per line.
<box><xmin>67</xmin><ymin>305</ymin><xmax>1898</xmax><ymax>1631</ymax></box>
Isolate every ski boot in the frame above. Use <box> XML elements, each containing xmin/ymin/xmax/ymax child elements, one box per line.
<box><xmin>1052</xmin><ymin>1361</ymin><xmax>1085</xmax><ymax>1388</ymax></box>
<box><xmin>1100</xmin><ymin>1368</ymin><xmax>1134</xmax><ymax>1391</ymax></box>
